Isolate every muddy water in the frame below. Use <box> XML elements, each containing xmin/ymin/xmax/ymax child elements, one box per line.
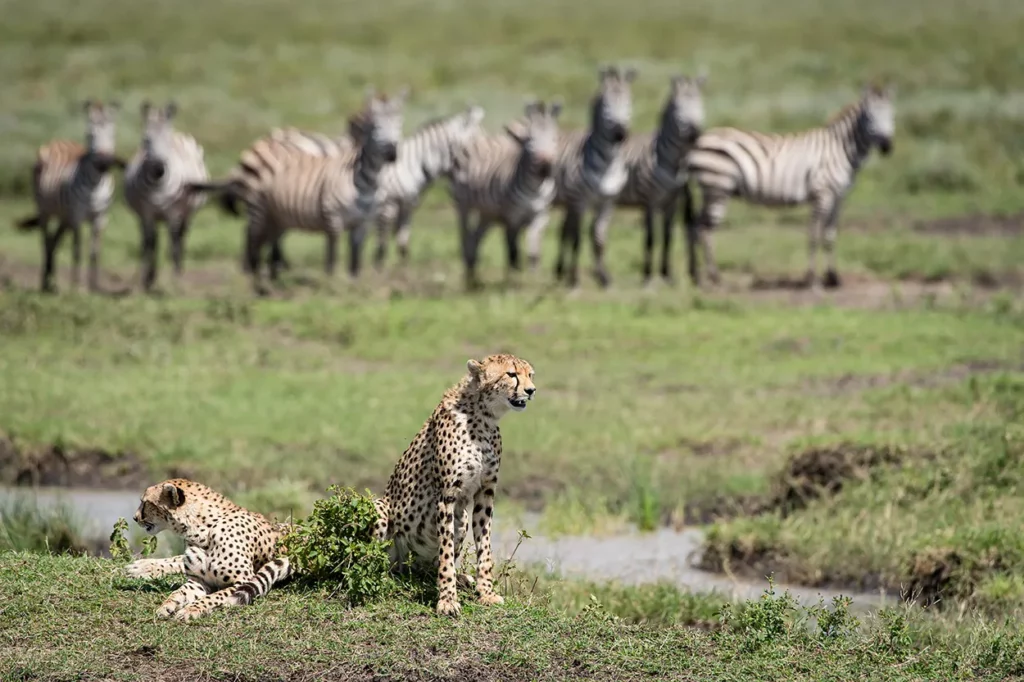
<box><xmin>1</xmin><ymin>486</ymin><xmax>890</xmax><ymax>610</ymax></box>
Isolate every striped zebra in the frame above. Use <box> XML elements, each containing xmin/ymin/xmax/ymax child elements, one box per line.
<box><xmin>124</xmin><ymin>101</ymin><xmax>210</xmax><ymax>291</ymax></box>
<box><xmin>684</xmin><ymin>84</ymin><xmax>896</xmax><ymax>288</ymax></box>
<box><xmin>551</xmin><ymin>66</ymin><xmax>637</xmax><ymax>288</ymax></box>
<box><xmin>370</xmin><ymin>104</ymin><xmax>486</xmax><ymax>269</ymax></box>
<box><xmin>616</xmin><ymin>73</ymin><xmax>706</xmax><ymax>284</ymax></box>
<box><xmin>15</xmin><ymin>100</ymin><xmax>126</xmax><ymax>292</ymax></box>
<box><xmin>242</xmin><ymin>88</ymin><xmax>407</xmax><ymax>292</ymax></box>
<box><xmin>448</xmin><ymin>100</ymin><xmax>562</xmax><ymax>289</ymax></box>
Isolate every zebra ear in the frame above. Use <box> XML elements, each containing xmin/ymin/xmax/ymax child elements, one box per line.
<box><xmin>549</xmin><ymin>100</ymin><xmax>563</xmax><ymax>119</ymax></box>
<box><xmin>622</xmin><ymin>67</ymin><xmax>638</xmax><ymax>84</ymax></box>
<box><xmin>165</xmin><ymin>101</ymin><xmax>178</xmax><ymax>120</ymax></box>
<box><xmin>465</xmin><ymin>104</ymin><xmax>485</xmax><ymax>126</ymax></box>
<box><xmin>140</xmin><ymin>100</ymin><xmax>152</xmax><ymax>118</ymax></box>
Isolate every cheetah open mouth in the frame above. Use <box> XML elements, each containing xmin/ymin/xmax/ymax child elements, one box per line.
<box><xmin>508</xmin><ymin>397</ymin><xmax>528</xmax><ymax>411</ymax></box>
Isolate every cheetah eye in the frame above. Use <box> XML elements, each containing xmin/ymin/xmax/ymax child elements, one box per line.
<box><xmin>506</xmin><ymin>371</ymin><xmax>517</xmax><ymax>378</ymax></box>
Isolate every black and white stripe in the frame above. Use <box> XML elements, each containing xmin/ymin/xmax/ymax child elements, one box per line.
<box><xmin>15</xmin><ymin>100</ymin><xmax>125</xmax><ymax>292</ymax></box>
<box><xmin>552</xmin><ymin>66</ymin><xmax>637</xmax><ymax>288</ymax></box>
<box><xmin>370</xmin><ymin>105</ymin><xmax>485</xmax><ymax>268</ymax></box>
<box><xmin>242</xmin><ymin>88</ymin><xmax>407</xmax><ymax>292</ymax></box>
<box><xmin>616</xmin><ymin>73</ymin><xmax>706</xmax><ymax>283</ymax></box>
<box><xmin>448</xmin><ymin>100</ymin><xmax>562</xmax><ymax>288</ymax></box>
<box><xmin>124</xmin><ymin>101</ymin><xmax>210</xmax><ymax>291</ymax></box>
<box><xmin>684</xmin><ymin>84</ymin><xmax>896</xmax><ymax>288</ymax></box>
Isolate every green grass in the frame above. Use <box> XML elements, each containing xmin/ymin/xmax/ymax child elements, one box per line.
<box><xmin>5</xmin><ymin>552</ymin><xmax>1024</xmax><ymax>681</ymax></box>
<box><xmin>3</xmin><ymin>0</ymin><xmax>1024</xmax><ymax>675</ymax></box>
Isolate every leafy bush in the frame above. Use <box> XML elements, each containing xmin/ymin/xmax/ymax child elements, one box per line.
<box><xmin>279</xmin><ymin>486</ymin><xmax>394</xmax><ymax>605</ymax></box>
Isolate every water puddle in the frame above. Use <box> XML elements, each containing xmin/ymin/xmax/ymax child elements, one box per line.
<box><xmin>1</xmin><ymin>486</ymin><xmax>891</xmax><ymax>610</ymax></box>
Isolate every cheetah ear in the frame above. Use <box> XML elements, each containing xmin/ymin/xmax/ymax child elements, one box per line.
<box><xmin>466</xmin><ymin>359</ymin><xmax>484</xmax><ymax>379</ymax></box>
<box><xmin>159</xmin><ymin>483</ymin><xmax>185</xmax><ymax>509</ymax></box>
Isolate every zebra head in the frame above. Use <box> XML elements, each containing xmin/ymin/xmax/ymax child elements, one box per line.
<box><xmin>666</xmin><ymin>70</ymin><xmax>707</xmax><ymax>145</ymax></box>
<box><xmin>860</xmin><ymin>83</ymin><xmax>895</xmax><ymax>156</ymax></box>
<box><xmin>422</xmin><ymin>104</ymin><xmax>486</xmax><ymax>180</ymax></box>
<box><xmin>83</xmin><ymin>99</ymin><xmax>119</xmax><ymax>159</ymax></box>
<box><xmin>593</xmin><ymin>66</ymin><xmax>637</xmax><ymax>145</ymax></box>
<box><xmin>505</xmin><ymin>100</ymin><xmax>563</xmax><ymax>179</ymax></box>
<box><xmin>351</xmin><ymin>87</ymin><xmax>408</xmax><ymax>169</ymax></box>
<box><xmin>139</xmin><ymin>100</ymin><xmax>179</xmax><ymax>181</ymax></box>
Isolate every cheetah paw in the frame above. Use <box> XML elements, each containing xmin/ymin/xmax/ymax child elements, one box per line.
<box><xmin>155</xmin><ymin>603</ymin><xmax>179</xmax><ymax>619</ymax></box>
<box><xmin>435</xmin><ymin>597</ymin><xmax>462</xmax><ymax>618</ymax></box>
<box><xmin>478</xmin><ymin>592</ymin><xmax>504</xmax><ymax>607</ymax></box>
<box><xmin>125</xmin><ymin>560</ymin><xmax>159</xmax><ymax>579</ymax></box>
<box><xmin>173</xmin><ymin>606</ymin><xmax>204</xmax><ymax>622</ymax></box>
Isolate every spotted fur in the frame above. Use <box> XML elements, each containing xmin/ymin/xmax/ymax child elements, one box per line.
<box><xmin>373</xmin><ymin>354</ymin><xmax>537</xmax><ymax>617</ymax></box>
<box><xmin>124</xmin><ymin>479</ymin><xmax>291</xmax><ymax>622</ymax></box>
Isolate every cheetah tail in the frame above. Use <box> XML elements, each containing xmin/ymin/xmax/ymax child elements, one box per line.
<box><xmin>230</xmin><ymin>557</ymin><xmax>292</xmax><ymax>607</ymax></box>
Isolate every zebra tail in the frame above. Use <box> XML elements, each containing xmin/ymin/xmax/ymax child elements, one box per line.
<box><xmin>185</xmin><ymin>179</ymin><xmax>244</xmax><ymax>217</ymax></box>
<box><xmin>14</xmin><ymin>215</ymin><xmax>41</xmax><ymax>231</ymax></box>
<box><xmin>229</xmin><ymin>557</ymin><xmax>292</xmax><ymax>607</ymax></box>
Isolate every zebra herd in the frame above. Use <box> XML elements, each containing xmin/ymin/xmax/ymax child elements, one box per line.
<box><xmin>14</xmin><ymin>69</ymin><xmax>896</xmax><ymax>295</ymax></box>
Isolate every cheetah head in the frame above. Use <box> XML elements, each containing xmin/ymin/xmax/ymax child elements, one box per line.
<box><xmin>132</xmin><ymin>480</ymin><xmax>188</xmax><ymax>535</ymax></box>
<box><xmin>467</xmin><ymin>353</ymin><xmax>536</xmax><ymax>415</ymax></box>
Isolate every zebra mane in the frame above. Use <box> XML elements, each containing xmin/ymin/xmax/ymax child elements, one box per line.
<box><xmin>826</xmin><ymin>98</ymin><xmax>865</xmax><ymax>126</ymax></box>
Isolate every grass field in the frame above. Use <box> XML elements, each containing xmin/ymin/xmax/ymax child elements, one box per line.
<box><xmin>3</xmin><ymin>0</ymin><xmax>1024</xmax><ymax>678</ymax></box>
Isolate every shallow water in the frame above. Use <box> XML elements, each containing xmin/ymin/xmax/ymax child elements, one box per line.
<box><xmin>1</xmin><ymin>486</ymin><xmax>891</xmax><ymax>610</ymax></box>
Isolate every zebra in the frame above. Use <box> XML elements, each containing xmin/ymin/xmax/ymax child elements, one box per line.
<box><xmin>241</xmin><ymin>87</ymin><xmax>407</xmax><ymax>292</ymax></box>
<box><xmin>124</xmin><ymin>101</ymin><xmax>210</xmax><ymax>291</ymax></box>
<box><xmin>370</xmin><ymin>104</ymin><xmax>486</xmax><ymax>269</ymax></box>
<box><xmin>683</xmin><ymin>84</ymin><xmax>896</xmax><ymax>288</ymax></box>
<box><xmin>448</xmin><ymin>100</ymin><xmax>562</xmax><ymax>289</ymax></box>
<box><xmin>551</xmin><ymin>65</ymin><xmax>637</xmax><ymax>289</ymax></box>
<box><xmin>15</xmin><ymin>100</ymin><xmax>125</xmax><ymax>292</ymax></box>
<box><xmin>615</xmin><ymin>72</ymin><xmax>706</xmax><ymax>284</ymax></box>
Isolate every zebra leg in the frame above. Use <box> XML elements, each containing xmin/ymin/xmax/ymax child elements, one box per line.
<box><xmin>70</xmin><ymin>220</ymin><xmax>82</xmax><ymax>290</ymax></box>
<box><xmin>697</xmin><ymin>191</ymin><xmax>724</xmax><ymax>286</ymax></box>
<box><xmin>682</xmin><ymin>185</ymin><xmax>701</xmax><ymax>286</ymax></box>
<box><xmin>140</xmin><ymin>216</ymin><xmax>160</xmax><ymax>292</ymax></box>
<box><xmin>169</xmin><ymin>216</ymin><xmax>189</xmax><ymax>277</ymax></box>
<box><xmin>821</xmin><ymin>199</ymin><xmax>843</xmax><ymax>289</ymax></box>
<box><xmin>394</xmin><ymin>206</ymin><xmax>413</xmax><ymax>266</ymax></box>
<box><xmin>245</xmin><ymin>218</ymin><xmax>269</xmax><ymax>295</ymax></box>
<box><xmin>524</xmin><ymin>210</ymin><xmax>549</xmax><ymax>272</ymax></box>
<box><xmin>38</xmin><ymin>215</ymin><xmax>56</xmax><ymax>293</ymax></box>
<box><xmin>661</xmin><ymin>198</ymin><xmax>677</xmax><ymax>283</ymax></box>
<box><xmin>589</xmin><ymin>202</ymin><xmax>614</xmax><ymax>288</ymax></box>
<box><xmin>553</xmin><ymin>209</ymin><xmax>572</xmax><ymax>282</ymax></box>
<box><xmin>347</xmin><ymin>220</ymin><xmax>369</xmax><ymax>278</ymax></box>
<box><xmin>457</xmin><ymin>204</ymin><xmax>475</xmax><ymax>288</ymax></box>
<box><xmin>504</xmin><ymin>223</ymin><xmax>523</xmax><ymax>277</ymax></box>
<box><xmin>373</xmin><ymin>213</ymin><xmax>390</xmax><ymax>270</ymax></box>
<box><xmin>467</xmin><ymin>217</ymin><xmax>492</xmax><ymax>291</ymax></box>
<box><xmin>642</xmin><ymin>206</ymin><xmax>656</xmax><ymax>284</ymax></box>
<box><xmin>87</xmin><ymin>213</ymin><xmax>107</xmax><ymax>292</ymax></box>
<box><xmin>324</xmin><ymin>231</ymin><xmax>339</xmax><ymax>277</ymax></box>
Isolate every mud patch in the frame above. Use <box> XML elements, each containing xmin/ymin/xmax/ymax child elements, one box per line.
<box><xmin>501</xmin><ymin>470</ymin><xmax>566</xmax><ymax>512</ymax></box>
<box><xmin>905</xmin><ymin>546</ymin><xmax>1010</xmax><ymax>608</ymax></box>
<box><xmin>0</xmin><ymin>436</ymin><xmax>185</xmax><ymax>489</ymax></box>
<box><xmin>914</xmin><ymin>212</ymin><xmax>1024</xmax><ymax>237</ymax></box>
<box><xmin>768</xmin><ymin>444</ymin><xmax>905</xmax><ymax>518</ymax></box>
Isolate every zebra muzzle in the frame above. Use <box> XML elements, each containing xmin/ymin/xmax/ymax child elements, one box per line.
<box><xmin>609</xmin><ymin>124</ymin><xmax>628</xmax><ymax>144</ymax></box>
<box><xmin>535</xmin><ymin>159</ymin><xmax>553</xmax><ymax>178</ymax></box>
<box><xmin>144</xmin><ymin>159</ymin><xmax>167</xmax><ymax>182</ymax></box>
<box><xmin>878</xmin><ymin>138</ymin><xmax>893</xmax><ymax>156</ymax></box>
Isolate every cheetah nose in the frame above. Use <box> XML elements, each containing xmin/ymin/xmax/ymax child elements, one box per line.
<box><xmin>525</xmin><ymin>387</ymin><xmax>536</xmax><ymax>397</ymax></box>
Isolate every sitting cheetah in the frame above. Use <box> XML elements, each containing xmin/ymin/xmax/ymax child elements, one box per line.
<box><xmin>124</xmin><ymin>478</ymin><xmax>291</xmax><ymax>621</ymax></box>
<box><xmin>373</xmin><ymin>353</ymin><xmax>536</xmax><ymax>617</ymax></box>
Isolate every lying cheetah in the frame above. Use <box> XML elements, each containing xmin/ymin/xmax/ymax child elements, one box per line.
<box><xmin>373</xmin><ymin>353</ymin><xmax>536</xmax><ymax>616</ymax></box>
<box><xmin>124</xmin><ymin>478</ymin><xmax>291</xmax><ymax>621</ymax></box>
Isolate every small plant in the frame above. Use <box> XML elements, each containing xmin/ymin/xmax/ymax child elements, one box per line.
<box><xmin>809</xmin><ymin>595</ymin><xmax>860</xmax><ymax>643</ymax></box>
<box><xmin>109</xmin><ymin>518</ymin><xmax>132</xmax><ymax>562</ymax></box>
<box><xmin>279</xmin><ymin>486</ymin><xmax>394</xmax><ymax>605</ymax></box>
<box><xmin>141</xmin><ymin>535</ymin><xmax>159</xmax><ymax>558</ymax></box>
<box><xmin>720</xmin><ymin>577</ymin><xmax>799</xmax><ymax>651</ymax></box>
<box><xmin>873</xmin><ymin>607</ymin><xmax>913</xmax><ymax>658</ymax></box>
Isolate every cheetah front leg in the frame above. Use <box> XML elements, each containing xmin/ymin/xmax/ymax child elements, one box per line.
<box><xmin>434</xmin><ymin>490</ymin><xmax>461</xmax><ymax>617</ymax></box>
<box><xmin>156</xmin><ymin>577</ymin><xmax>209</xmax><ymax>618</ymax></box>
<box><xmin>125</xmin><ymin>555</ymin><xmax>185</xmax><ymax>579</ymax></box>
<box><xmin>471</xmin><ymin>480</ymin><xmax>503</xmax><ymax>607</ymax></box>
<box><xmin>154</xmin><ymin>545</ymin><xmax>210</xmax><ymax>617</ymax></box>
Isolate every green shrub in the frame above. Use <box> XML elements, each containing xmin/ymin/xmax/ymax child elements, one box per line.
<box><xmin>279</xmin><ymin>486</ymin><xmax>394</xmax><ymax>605</ymax></box>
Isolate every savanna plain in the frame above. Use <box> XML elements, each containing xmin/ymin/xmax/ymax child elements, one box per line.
<box><xmin>3</xmin><ymin>0</ymin><xmax>1024</xmax><ymax>679</ymax></box>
